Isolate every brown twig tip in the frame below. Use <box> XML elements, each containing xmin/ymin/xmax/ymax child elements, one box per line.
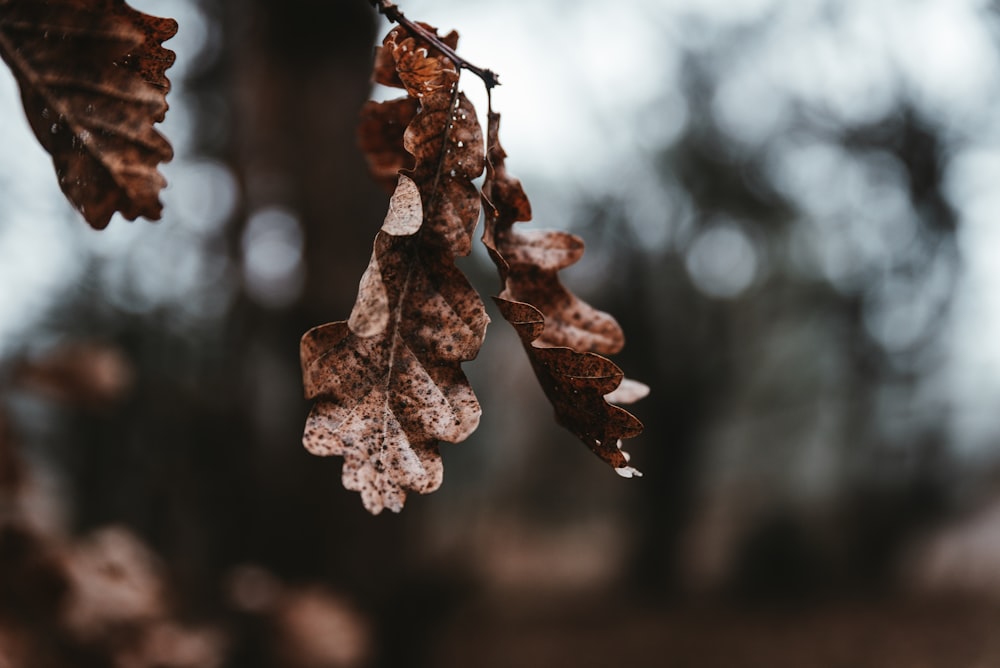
<box><xmin>368</xmin><ymin>0</ymin><xmax>501</xmax><ymax>90</ymax></box>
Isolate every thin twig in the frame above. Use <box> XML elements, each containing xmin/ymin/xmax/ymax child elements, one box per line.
<box><xmin>368</xmin><ymin>0</ymin><xmax>500</xmax><ymax>90</ymax></box>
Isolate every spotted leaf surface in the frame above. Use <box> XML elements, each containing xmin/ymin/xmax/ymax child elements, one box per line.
<box><xmin>502</xmin><ymin>229</ymin><xmax>625</xmax><ymax>354</ymax></box>
<box><xmin>0</xmin><ymin>0</ymin><xmax>176</xmax><ymax>229</ymax></box>
<box><xmin>301</xmin><ymin>233</ymin><xmax>488</xmax><ymax>514</ymax></box>
<box><xmin>384</xmin><ymin>25</ymin><xmax>485</xmax><ymax>256</ymax></box>
<box><xmin>482</xmin><ymin>110</ymin><xmax>646</xmax><ymax>475</ymax></box>
<box><xmin>304</xmin><ymin>17</ymin><xmax>644</xmax><ymax>512</ymax></box>
<box><xmin>494</xmin><ymin>298</ymin><xmax>643</xmax><ymax>476</ymax></box>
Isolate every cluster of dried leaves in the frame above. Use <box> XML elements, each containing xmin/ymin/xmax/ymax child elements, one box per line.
<box><xmin>0</xmin><ymin>0</ymin><xmax>646</xmax><ymax>515</ymax></box>
<box><xmin>0</xmin><ymin>0</ymin><xmax>175</xmax><ymax>229</ymax></box>
<box><xmin>301</xmin><ymin>21</ymin><xmax>647</xmax><ymax>514</ymax></box>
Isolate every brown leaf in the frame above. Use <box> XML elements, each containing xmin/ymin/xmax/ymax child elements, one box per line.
<box><xmin>371</xmin><ymin>24</ymin><xmax>457</xmax><ymax>91</ymax></box>
<box><xmin>479</xmin><ymin>117</ymin><xmax>529</xmax><ymax>281</ymax></box>
<box><xmin>12</xmin><ymin>341</ymin><xmax>133</xmax><ymax>409</ymax></box>
<box><xmin>494</xmin><ymin>298</ymin><xmax>643</xmax><ymax>476</ymax></box>
<box><xmin>302</xmin><ymin>24</ymin><xmax>492</xmax><ymax>513</ymax></box>
<box><xmin>379</xmin><ymin>173</ymin><xmax>423</xmax><ymax>236</ymax></box>
<box><xmin>301</xmin><ymin>231</ymin><xmax>488</xmax><ymax>514</ymax></box>
<box><xmin>503</xmin><ymin>231</ymin><xmax>625</xmax><ymax>354</ymax></box>
<box><xmin>62</xmin><ymin>526</ymin><xmax>167</xmax><ymax>639</ymax></box>
<box><xmin>271</xmin><ymin>587</ymin><xmax>371</xmax><ymax>668</ymax></box>
<box><xmin>0</xmin><ymin>0</ymin><xmax>176</xmax><ymax>229</ymax></box>
<box><xmin>482</xmin><ymin>110</ymin><xmax>645</xmax><ymax>475</ymax></box>
<box><xmin>358</xmin><ymin>97</ymin><xmax>418</xmax><ymax>191</ymax></box>
<box><xmin>481</xmin><ymin>112</ymin><xmax>623</xmax><ymax>354</ymax></box>
<box><xmin>404</xmin><ymin>89</ymin><xmax>483</xmax><ymax>256</ymax></box>
<box><xmin>371</xmin><ymin>36</ymin><xmax>403</xmax><ymax>89</ymax></box>
<box><xmin>346</xmin><ymin>174</ymin><xmax>422</xmax><ymax>336</ymax></box>
<box><xmin>378</xmin><ymin>24</ymin><xmax>485</xmax><ymax>256</ymax></box>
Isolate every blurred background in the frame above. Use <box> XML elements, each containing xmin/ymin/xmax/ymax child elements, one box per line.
<box><xmin>4</xmin><ymin>0</ymin><xmax>1000</xmax><ymax>665</ymax></box>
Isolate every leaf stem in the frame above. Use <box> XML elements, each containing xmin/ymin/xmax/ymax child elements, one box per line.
<box><xmin>368</xmin><ymin>0</ymin><xmax>500</xmax><ymax>90</ymax></box>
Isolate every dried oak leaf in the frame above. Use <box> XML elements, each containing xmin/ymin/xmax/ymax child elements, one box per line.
<box><xmin>495</xmin><ymin>298</ymin><xmax>643</xmax><ymax>475</ymax></box>
<box><xmin>481</xmin><ymin>111</ymin><xmax>623</xmax><ymax>354</ymax></box>
<box><xmin>370</xmin><ymin>24</ymin><xmax>458</xmax><ymax>90</ymax></box>
<box><xmin>358</xmin><ymin>97</ymin><xmax>418</xmax><ymax>191</ymax></box>
<box><xmin>0</xmin><ymin>0</ymin><xmax>176</xmax><ymax>229</ymax></box>
<box><xmin>359</xmin><ymin>26</ymin><xmax>455</xmax><ymax>190</ymax></box>
<box><xmin>503</xmin><ymin>231</ymin><xmax>625</xmax><ymax>354</ymax></box>
<box><xmin>366</xmin><ymin>25</ymin><xmax>484</xmax><ymax>257</ymax></box>
<box><xmin>405</xmin><ymin>88</ymin><xmax>483</xmax><ymax>256</ymax></box>
<box><xmin>482</xmin><ymin>111</ymin><xmax>645</xmax><ymax>476</ymax></box>
<box><xmin>301</xmin><ymin>176</ymin><xmax>488</xmax><ymax>514</ymax></box>
<box><xmin>306</xmin><ymin>25</ymin><xmax>493</xmax><ymax>512</ymax></box>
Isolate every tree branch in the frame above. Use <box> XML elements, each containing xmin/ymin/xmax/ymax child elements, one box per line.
<box><xmin>368</xmin><ymin>0</ymin><xmax>500</xmax><ymax>90</ymax></box>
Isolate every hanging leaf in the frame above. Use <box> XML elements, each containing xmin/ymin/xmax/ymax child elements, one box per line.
<box><xmin>495</xmin><ymin>298</ymin><xmax>643</xmax><ymax>476</ymax></box>
<box><xmin>301</xmin><ymin>217</ymin><xmax>488</xmax><ymax>513</ymax></box>
<box><xmin>301</xmin><ymin>25</ymin><xmax>488</xmax><ymax>514</ymax></box>
<box><xmin>0</xmin><ymin>0</ymin><xmax>177</xmax><ymax>229</ymax></box>
<box><xmin>304</xmin><ymin>16</ymin><xmax>644</xmax><ymax>511</ymax></box>
<box><xmin>371</xmin><ymin>25</ymin><xmax>485</xmax><ymax>257</ymax></box>
<box><xmin>358</xmin><ymin>97</ymin><xmax>418</xmax><ymax>191</ymax></box>
<box><xmin>369</xmin><ymin>24</ymin><xmax>458</xmax><ymax>91</ymax></box>
<box><xmin>404</xmin><ymin>88</ymin><xmax>483</xmax><ymax>256</ymax></box>
<box><xmin>502</xmin><ymin>230</ymin><xmax>625</xmax><ymax>354</ymax></box>
<box><xmin>482</xmin><ymin>110</ymin><xmax>645</xmax><ymax>476</ymax></box>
